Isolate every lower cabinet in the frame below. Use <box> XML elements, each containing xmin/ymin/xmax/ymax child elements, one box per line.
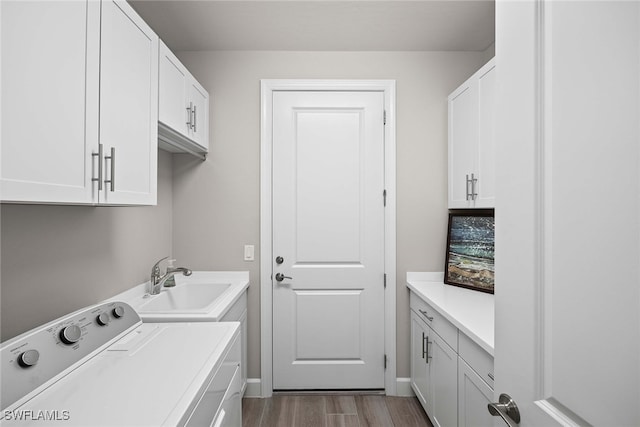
<box><xmin>458</xmin><ymin>358</ymin><xmax>494</xmax><ymax>427</ymax></box>
<box><xmin>410</xmin><ymin>292</ymin><xmax>494</xmax><ymax>427</ymax></box>
<box><xmin>410</xmin><ymin>310</ymin><xmax>457</xmax><ymax>427</ymax></box>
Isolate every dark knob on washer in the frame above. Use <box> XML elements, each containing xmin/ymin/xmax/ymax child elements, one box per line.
<box><xmin>59</xmin><ymin>325</ymin><xmax>82</xmax><ymax>345</ymax></box>
<box><xmin>96</xmin><ymin>312</ymin><xmax>110</xmax><ymax>326</ymax></box>
<box><xmin>112</xmin><ymin>306</ymin><xmax>125</xmax><ymax>318</ymax></box>
<box><xmin>18</xmin><ymin>349</ymin><xmax>40</xmax><ymax>368</ymax></box>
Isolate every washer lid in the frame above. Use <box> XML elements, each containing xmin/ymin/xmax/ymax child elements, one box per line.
<box><xmin>3</xmin><ymin>322</ymin><xmax>240</xmax><ymax>426</ymax></box>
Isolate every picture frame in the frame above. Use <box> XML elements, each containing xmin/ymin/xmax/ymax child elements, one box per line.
<box><xmin>444</xmin><ymin>209</ymin><xmax>495</xmax><ymax>294</ymax></box>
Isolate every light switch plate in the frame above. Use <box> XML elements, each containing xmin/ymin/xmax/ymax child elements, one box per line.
<box><xmin>244</xmin><ymin>245</ymin><xmax>255</xmax><ymax>261</ymax></box>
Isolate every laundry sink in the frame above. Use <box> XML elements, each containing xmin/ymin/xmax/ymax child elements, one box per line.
<box><xmin>138</xmin><ymin>282</ymin><xmax>232</xmax><ymax>313</ymax></box>
<box><xmin>109</xmin><ymin>271</ymin><xmax>250</xmax><ymax>322</ymax></box>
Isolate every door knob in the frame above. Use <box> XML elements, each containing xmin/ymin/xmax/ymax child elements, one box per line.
<box><xmin>275</xmin><ymin>273</ymin><xmax>292</xmax><ymax>282</ymax></box>
<box><xmin>488</xmin><ymin>393</ymin><xmax>521</xmax><ymax>427</ymax></box>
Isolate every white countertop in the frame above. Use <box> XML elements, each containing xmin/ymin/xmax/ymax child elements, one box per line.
<box><xmin>108</xmin><ymin>271</ymin><xmax>249</xmax><ymax>322</ymax></box>
<box><xmin>407</xmin><ymin>272</ymin><xmax>494</xmax><ymax>355</ymax></box>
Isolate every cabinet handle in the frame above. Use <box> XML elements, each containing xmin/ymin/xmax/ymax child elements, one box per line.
<box><xmin>192</xmin><ymin>105</ymin><xmax>197</xmax><ymax>132</ymax></box>
<box><xmin>418</xmin><ymin>309</ymin><xmax>433</xmax><ymax>321</ymax></box>
<box><xmin>92</xmin><ymin>143</ymin><xmax>104</xmax><ymax>191</ymax></box>
<box><xmin>186</xmin><ymin>102</ymin><xmax>193</xmax><ymax>129</ymax></box>
<box><xmin>425</xmin><ymin>338</ymin><xmax>432</xmax><ymax>364</ymax></box>
<box><xmin>488</xmin><ymin>373</ymin><xmax>495</xmax><ymax>381</ymax></box>
<box><xmin>421</xmin><ymin>332</ymin><xmax>426</xmax><ymax>360</ymax></box>
<box><xmin>465</xmin><ymin>174</ymin><xmax>471</xmax><ymax>200</ymax></box>
<box><xmin>471</xmin><ymin>173</ymin><xmax>478</xmax><ymax>201</ymax></box>
<box><xmin>104</xmin><ymin>147</ymin><xmax>115</xmax><ymax>192</ymax></box>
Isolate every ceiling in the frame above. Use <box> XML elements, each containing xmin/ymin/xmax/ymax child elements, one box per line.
<box><xmin>129</xmin><ymin>0</ymin><xmax>495</xmax><ymax>52</ymax></box>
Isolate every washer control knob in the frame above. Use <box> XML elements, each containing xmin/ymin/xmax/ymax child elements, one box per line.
<box><xmin>18</xmin><ymin>349</ymin><xmax>40</xmax><ymax>368</ymax></box>
<box><xmin>112</xmin><ymin>306</ymin><xmax>125</xmax><ymax>319</ymax></box>
<box><xmin>59</xmin><ymin>325</ymin><xmax>82</xmax><ymax>345</ymax></box>
<box><xmin>96</xmin><ymin>312</ymin><xmax>110</xmax><ymax>326</ymax></box>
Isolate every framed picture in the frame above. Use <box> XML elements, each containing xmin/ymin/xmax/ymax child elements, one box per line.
<box><xmin>444</xmin><ymin>209</ymin><xmax>495</xmax><ymax>294</ymax></box>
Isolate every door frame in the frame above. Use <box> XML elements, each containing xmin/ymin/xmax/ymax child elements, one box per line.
<box><xmin>260</xmin><ymin>79</ymin><xmax>397</xmax><ymax>397</ymax></box>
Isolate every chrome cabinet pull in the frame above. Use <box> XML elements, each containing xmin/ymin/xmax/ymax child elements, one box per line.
<box><xmin>425</xmin><ymin>338</ymin><xmax>432</xmax><ymax>363</ymax></box>
<box><xmin>465</xmin><ymin>174</ymin><xmax>471</xmax><ymax>200</ymax></box>
<box><xmin>104</xmin><ymin>147</ymin><xmax>115</xmax><ymax>192</ymax></box>
<box><xmin>186</xmin><ymin>102</ymin><xmax>193</xmax><ymax>129</ymax></box>
<box><xmin>421</xmin><ymin>332</ymin><xmax>426</xmax><ymax>360</ymax></box>
<box><xmin>92</xmin><ymin>143</ymin><xmax>104</xmax><ymax>191</ymax></box>
<box><xmin>471</xmin><ymin>173</ymin><xmax>478</xmax><ymax>201</ymax></box>
<box><xmin>418</xmin><ymin>309</ymin><xmax>434</xmax><ymax>321</ymax></box>
<box><xmin>192</xmin><ymin>105</ymin><xmax>197</xmax><ymax>132</ymax></box>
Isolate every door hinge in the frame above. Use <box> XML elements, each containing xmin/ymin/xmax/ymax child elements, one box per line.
<box><xmin>384</xmin><ymin>273</ymin><xmax>387</xmax><ymax>288</ymax></box>
<box><xmin>384</xmin><ymin>354</ymin><xmax>388</xmax><ymax>370</ymax></box>
<box><xmin>383</xmin><ymin>110</ymin><xmax>387</xmax><ymax>125</ymax></box>
<box><xmin>383</xmin><ymin>189</ymin><xmax>387</xmax><ymax>206</ymax></box>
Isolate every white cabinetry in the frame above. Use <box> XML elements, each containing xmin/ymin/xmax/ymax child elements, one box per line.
<box><xmin>448</xmin><ymin>58</ymin><xmax>496</xmax><ymax>209</ymax></box>
<box><xmin>99</xmin><ymin>0</ymin><xmax>158</xmax><ymax>205</ymax></box>
<box><xmin>158</xmin><ymin>41</ymin><xmax>209</xmax><ymax>159</ymax></box>
<box><xmin>458</xmin><ymin>333</ymin><xmax>494</xmax><ymax>427</ymax></box>
<box><xmin>220</xmin><ymin>292</ymin><xmax>248</xmax><ymax>395</ymax></box>
<box><xmin>410</xmin><ymin>294</ymin><xmax>458</xmax><ymax>427</ymax></box>
<box><xmin>0</xmin><ymin>0</ymin><xmax>158</xmax><ymax>205</ymax></box>
<box><xmin>458</xmin><ymin>359</ymin><xmax>493</xmax><ymax>427</ymax></box>
<box><xmin>410</xmin><ymin>287</ymin><xmax>495</xmax><ymax>427</ymax></box>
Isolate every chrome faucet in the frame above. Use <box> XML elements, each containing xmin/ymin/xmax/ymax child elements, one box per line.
<box><xmin>149</xmin><ymin>256</ymin><xmax>192</xmax><ymax>295</ymax></box>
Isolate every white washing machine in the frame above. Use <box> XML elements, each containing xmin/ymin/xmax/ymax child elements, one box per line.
<box><xmin>0</xmin><ymin>301</ymin><xmax>241</xmax><ymax>426</ymax></box>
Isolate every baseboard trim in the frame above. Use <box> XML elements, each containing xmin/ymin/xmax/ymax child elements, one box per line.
<box><xmin>243</xmin><ymin>378</ymin><xmax>415</xmax><ymax>398</ymax></box>
<box><xmin>244</xmin><ymin>378</ymin><xmax>262</xmax><ymax>397</ymax></box>
<box><xmin>395</xmin><ymin>378</ymin><xmax>415</xmax><ymax>397</ymax></box>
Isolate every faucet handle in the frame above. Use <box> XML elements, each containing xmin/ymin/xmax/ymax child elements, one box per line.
<box><xmin>151</xmin><ymin>256</ymin><xmax>169</xmax><ymax>278</ymax></box>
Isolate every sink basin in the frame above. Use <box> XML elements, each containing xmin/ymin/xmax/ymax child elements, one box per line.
<box><xmin>138</xmin><ymin>283</ymin><xmax>232</xmax><ymax>313</ymax></box>
<box><xmin>108</xmin><ymin>271</ymin><xmax>250</xmax><ymax>321</ymax></box>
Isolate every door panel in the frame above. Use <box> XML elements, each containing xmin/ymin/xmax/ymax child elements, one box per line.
<box><xmin>0</xmin><ymin>0</ymin><xmax>99</xmax><ymax>203</ymax></box>
<box><xmin>272</xmin><ymin>91</ymin><xmax>385</xmax><ymax>389</ymax></box>
<box><xmin>495</xmin><ymin>1</ymin><xmax>640</xmax><ymax>425</ymax></box>
<box><xmin>99</xmin><ymin>0</ymin><xmax>157</xmax><ymax>205</ymax></box>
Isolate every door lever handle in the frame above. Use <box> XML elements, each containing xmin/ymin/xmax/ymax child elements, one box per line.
<box><xmin>488</xmin><ymin>394</ymin><xmax>521</xmax><ymax>427</ymax></box>
<box><xmin>275</xmin><ymin>273</ymin><xmax>292</xmax><ymax>282</ymax></box>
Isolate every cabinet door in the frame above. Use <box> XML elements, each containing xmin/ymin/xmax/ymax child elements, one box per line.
<box><xmin>159</xmin><ymin>41</ymin><xmax>190</xmax><ymax>139</ymax></box>
<box><xmin>99</xmin><ymin>0</ymin><xmax>158</xmax><ymax>205</ymax></box>
<box><xmin>188</xmin><ymin>79</ymin><xmax>209</xmax><ymax>150</ymax></box>
<box><xmin>458</xmin><ymin>357</ymin><xmax>494</xmax><ymax>427</ymax></box>
<box><xmin>428</xmin><ymin>331</ymin><xmax>458</xmax><ymax>427</ymax></box>
<box><xmin>448</xmin><ymin>80</ymin><xmax>477</xmax><ymax>209</ymax></box>
<box><xmin>475</xmin><ymin>61</ymin><xmax>496</xmax><ymax>208</ymax></box>
<box><xmin>410</xmin><ymin>311</ymin><xmax>430</xmax><ymax>412</ymax></box>
<box><xmin>1</xmin><ymin>0</ymin><xmax>100</xmax><ymax>204</ymax></box>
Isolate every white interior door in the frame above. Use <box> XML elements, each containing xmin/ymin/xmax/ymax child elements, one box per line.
<box><xmin>272</xmin><ymin>91</ymin><xmax>386</xmax><ymax>390</ymax></box>
<box><xmin>494</xmin><ymin>1</ymin><xmax>640</xmax><ymax>425</ymax></box>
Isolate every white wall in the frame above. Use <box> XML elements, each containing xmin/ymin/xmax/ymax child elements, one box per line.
<box><xmin>0</xmin><ymin>151</ymin><xmax>174</xmax><ymax>340</ymax></box>
<box><xmin>172</xmin><ymin>50</ymin><xmax>489</xmax><ymax>379</ymax></box>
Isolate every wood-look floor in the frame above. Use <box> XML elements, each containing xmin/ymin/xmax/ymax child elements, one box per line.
<box><xmin>242</xmin><ymin>395</ymin><xmax>433</xmax><ymax>427</ymax></box>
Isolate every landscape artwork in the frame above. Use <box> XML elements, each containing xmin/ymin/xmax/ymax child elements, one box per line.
<box><xmin>444</xmin><ymin>210</ymin><xmax>495</xmax><ymax>293</ymax></box>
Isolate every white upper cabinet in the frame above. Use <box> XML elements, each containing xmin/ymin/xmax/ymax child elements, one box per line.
<box><xmin>0</xmin><ymin>0</ymin><xmax>158</xmax><ymax>205</ymax></box>
<box><xmin>1</xmin><ymin>0</ymin><xmax>100</xmax><ymax>204</ymax></box>
<box><xmin>158</xmin><ymin>41</ymin><xmax>209</xmax><ymax>158</ymax></box>
<box><xmin>448</xmin><ymin>58</ymin><xmax>496</xmax><ymax>209</ymax></box>
<box><xmin>99</xmin><ymin>0</ymin><xmax>158</xmax><ymax>205</ymax></box>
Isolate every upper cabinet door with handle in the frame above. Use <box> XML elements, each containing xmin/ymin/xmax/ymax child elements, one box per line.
<box><xmin>187</xmin><ymin>79</ymin><xmax>209</xmax><ymax>151</ymax></box>
<box><xmin>158</xmin><ymin>41</ymin><xmax>209</xmax><ymax>157</ymax></box>
<box><xmin>448</xmin><ymin>58</ymin><xmax>496</xmax><ymax>209</ymax></box>
<box><xmin>0</xmin><ymin>0</ymin><xmax>101</xmax><ymax>204</ymax></box>
<box><xmin>99</xmin><ymin>0</ymin><xmax>158</xmax><ymax>205</ymax></box>
<box><xmin>158</xmin><ymin>41</ymin><xmax>190</xmax><ymax>141</ymax></box>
